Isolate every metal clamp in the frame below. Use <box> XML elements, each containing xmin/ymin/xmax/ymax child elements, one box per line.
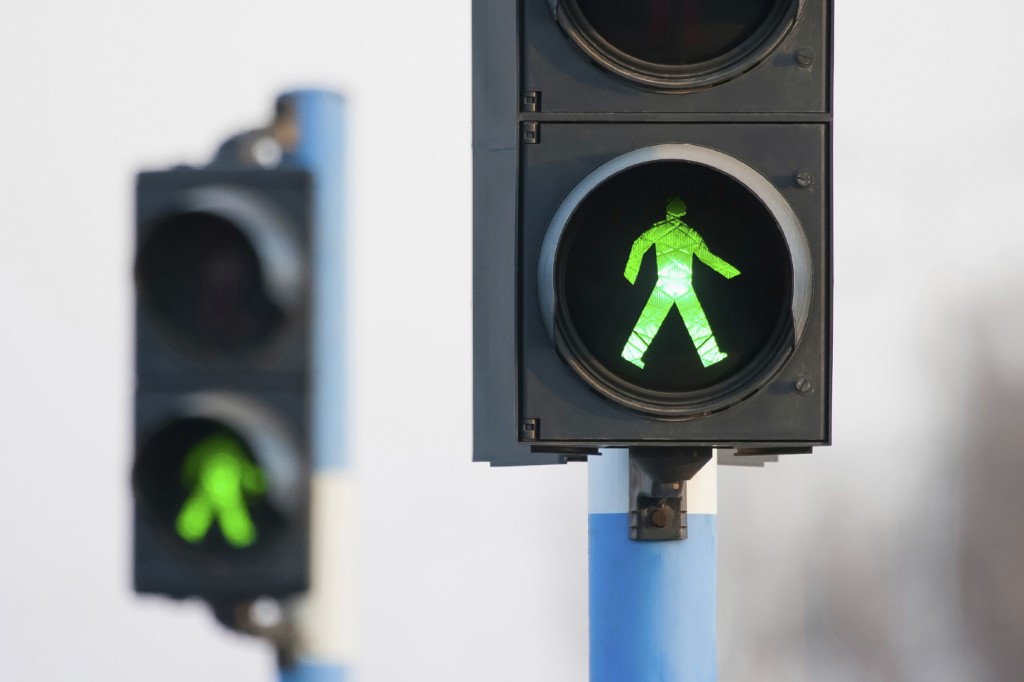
<box><xmin>629</xmin><ymin>447</ymin><xmax>711</xmax><ymax>541</ymax></box>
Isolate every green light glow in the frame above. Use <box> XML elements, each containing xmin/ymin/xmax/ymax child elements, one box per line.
<box><xmin>621</xmin><ymin>196</ymin><xmax>740</xmax><ymax>369</ymax></box>
<box><xmin>174</xmin><ymin>433</ymin><xmax>266</xmax><ymax>548</ymax></box>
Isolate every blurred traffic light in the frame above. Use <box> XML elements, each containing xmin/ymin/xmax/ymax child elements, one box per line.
<box><xmin>473</xmin><ymin>0</ymin><xmax>832</xmax><ymax>464</ymax></box>
<box><xmin>134</xmin><ymin>121</ymin><xmax>312</xmax><ymax>601</ymax></box>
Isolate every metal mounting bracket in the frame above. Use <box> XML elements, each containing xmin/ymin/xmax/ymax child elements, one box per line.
<box><xmin>629</xmin><ymin>447</ymin><xmax>712</xmax><ymax>541</ymax></box>
<box><xmin>211</xmin><ymin>599</ymin><xmax>300</xmax><ymax>669</ymax></box>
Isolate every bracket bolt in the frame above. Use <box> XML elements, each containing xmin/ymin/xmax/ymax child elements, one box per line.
<box><xmin>649</xmin><ymin>505</ymin><xmax>671</xmax><ymax>529</ymax></box>
<box><xmin>795</xmin><ymin>171</ymin><xmax>813</xmax><ymax>188</ymax></box>
<box><xmin>795</xmin><ymin>377</ymin><xmax>813</xmax><ymax>394</ymax></box>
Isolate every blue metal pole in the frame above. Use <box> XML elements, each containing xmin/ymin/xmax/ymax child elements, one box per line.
<box><xmin>279</xmin><ymin>662</ymin><xmax>349</xmax><ymax>682</ymax></box>
<box><xmin>589</xmin><ymin>449</ymin><xmax>718</xmax><ymax>682</ymax></box>
<box><xmin>279</xmin><ymin>88</ymin><xmax>351</xmax><ymax>682</ymax></box>
<box><xmin>284</xmin><ymin>88</ymin><xmax>348</xmax><ymax>473</ymax></box>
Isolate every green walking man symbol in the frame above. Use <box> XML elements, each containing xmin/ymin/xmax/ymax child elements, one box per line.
<box><xmin>175</xmin><ymin>433</ymin><xmax>267</xmax><ymax>548</ymax></box>
<box><xmin>621</xmin><ymin>196</ymin><xmax>740</xmax><ymax>370</ymax></box>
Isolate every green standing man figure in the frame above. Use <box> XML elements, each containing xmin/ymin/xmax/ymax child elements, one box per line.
<box><xmin>621</xmin><ymin>196</ymin><xmax>741</xmax><ymax>370</ymax></box>
<box><xmin>175</xmin><ymin>433</ymin><xmax>267</xmax><ymax>548</ymax></box>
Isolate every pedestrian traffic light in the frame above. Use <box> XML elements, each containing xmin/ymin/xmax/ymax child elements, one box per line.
<box><xmin>133</xmin><ymin>109</ymin><xmax>313</xmax><ymax>601</ymax></box>
<box><xmin>473</xmin><ymin>0</ymin><xmax>832</xmax><ymax>465</ymax></box>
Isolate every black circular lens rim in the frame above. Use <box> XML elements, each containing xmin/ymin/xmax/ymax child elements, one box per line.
<box><xmin>538</xmin><ymin>144</ymin><xmax>812</xmax><ymax>419</ymax></box>
<box><xmin>555</xmin><ymin>0</ymin><xmax>801</xmax><ymax>91</ymax></box>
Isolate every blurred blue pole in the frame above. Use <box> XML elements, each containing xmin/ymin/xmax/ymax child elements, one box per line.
<box><xmin>589</xmin><ymin>450</ymin><xmax>718</xmax><ymax>682</ymax></box>
<box><xmin>279</xmin><ymin>89</ymin><xmax>351</xmax><ymax>682</ymax></box>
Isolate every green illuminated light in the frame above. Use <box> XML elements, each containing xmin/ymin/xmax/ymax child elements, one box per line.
<box><xmin>174</xmin><ymin>433</ymin><xmax>266</xmax><ymax>548</ymax></box>
<box><xmin>621</xmin><ymin>196</ymin><xmax>740</xmax><ymax>370</ymax></box>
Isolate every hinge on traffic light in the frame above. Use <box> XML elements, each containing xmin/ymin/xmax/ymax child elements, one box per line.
<box><xmin>521</xmin><ymin>91</ymin><xmax>541</xmax><ymax>113</ymax></box>
<box><xmin>522</xmin><ymin>122</ymin><xmax>540</xmax><ymax>144</ymax></box>
<box><xmin>520</xmin><ymin>418</ymin><xmax>540</xmax><ymax>441</ymax></box>
<box><xmin>629</xmin><ymin>447</ymin><xmax>711</xmax><ymax>541</ymax></box>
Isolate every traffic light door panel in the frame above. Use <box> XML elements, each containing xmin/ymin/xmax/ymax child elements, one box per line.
<box><xmin>519</xmin><ymin>122</ymin><xmax>830</xmax><ymax>447</ymax></box>
<box><xmin>523</xmin><ymin>0</ymin><xmax>830</xmax><ymax>113</ymax></box>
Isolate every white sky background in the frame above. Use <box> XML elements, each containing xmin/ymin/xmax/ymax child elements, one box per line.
<box><xmin>2</xmin><ymin>1</ymin><xmax>1024</xmax><ymax>680</ymax></box>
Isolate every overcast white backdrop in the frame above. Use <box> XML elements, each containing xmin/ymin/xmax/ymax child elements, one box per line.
<box><xmin>3</xmin><ymin>1</ymin><xmax>1024</xmax><ymax>681</ymax></box>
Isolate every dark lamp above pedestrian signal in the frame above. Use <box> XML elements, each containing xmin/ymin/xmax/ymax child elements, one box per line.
<box><xmin>554</xmin><ymin>0</ymin><xmax>799</xmax><ymax>90</ymax></box>
<box><xmin>136</xmin><ymin>187</ymin><xmax>303</xmax><ymax>355</ymax></box>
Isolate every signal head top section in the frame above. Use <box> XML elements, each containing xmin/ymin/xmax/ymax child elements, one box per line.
<box><xmin>135</xmin><ymin>169</ymin><xmax>312</xmax><ymax>380</ymax></box>
<box><xmin>524</xmin><ymin>0</ymin><xmax>831</xmax><ymax>114</ymax></box>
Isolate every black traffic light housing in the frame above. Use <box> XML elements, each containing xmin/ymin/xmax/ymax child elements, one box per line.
<box><xmin>473</xmin><ymin>0</ymin><xmax>832</xmax><ymax>465</ymax></box>
<box><xmin>134</xmin><ymin>163</ymin><xmax>313</xmax><ymax>601</ymax></box>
